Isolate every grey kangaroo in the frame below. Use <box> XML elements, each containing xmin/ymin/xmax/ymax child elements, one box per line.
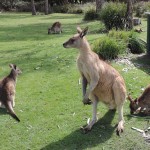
<box><xmin>48</xmin><ymin>22</ymin><xmax>62</xmax><ymax>34</ymax></box>
<box><xmin>0</xmin><ymin>64</ymin><xmax>22</xmax><ymax>122</ymax></box>
<box><xmin>63</xmin><ymin>27</ymin><xmax>126</xmax><ymax>135</ymax></box>
<box><xmin>128</xmin><ymin>85</ymin><xmax>150</xmax><ymax>115</ymax></box>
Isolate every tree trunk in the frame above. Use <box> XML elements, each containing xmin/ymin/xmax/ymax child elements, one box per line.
<box><xmin>96</xmin><ymin>0</ymin><xmax>105</xmax><ymax>13</ymax></box>
<box><xmin>126</xmin><ymin>0</ymin><xmax>133</xmax><ymax>30</ymax></box>
<box><xmin>63</xmin><ymin>0</ymin><xmax>69</xmax><ymax>4</ymax></box>
<box><xmin>45</xmin><ymin>0</ymin><xmax>49</xmax><ymax>15</ymax></box>
<box><xmin>31</xmin><ymin>0</ymin><xmax>36</xmax><ymax>15</ymax></box>
<box><xmin>48</xmin><ymin>3</ymin><xmax>52</xmax><ymax>14</ymax></box>
<box><xmin>10</xmin><ymin>0</ymin><xmax>14</xmax><ymax>9</ymax></box>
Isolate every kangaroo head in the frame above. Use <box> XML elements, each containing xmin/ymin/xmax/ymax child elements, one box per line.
<box><xmin>9</xmin><ymin>64</ymin><xmax>22</xmax><ymax>76</ymax></box>
<box><xmin>128</xmin><ymin>95</ymin><xmax>139</xmax><ymax>114</ymax></box>
<box><xmin>63</xmin><ymin>27</ymin><xmax>88</xmax><ymax>49</ymax></box>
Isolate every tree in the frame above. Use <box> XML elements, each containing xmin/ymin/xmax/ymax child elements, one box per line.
<box><xmin>45</xmin><ymin>0</ymin><xmax>48</xmax><ymax>15</ymax></box>
<box><xmin>96</xmin><ymin>0</ymin><xmax>105</xmax><ymax>12</ymax></box>
<box><xmin>31</xmin><ymin>0</ymin><xmax>36</xmax><ymax>15</ymax></box>
<box><xmin>126</xmin><ymin>0</ymin><xmax>133</xmax><ymax>30</ymax></box>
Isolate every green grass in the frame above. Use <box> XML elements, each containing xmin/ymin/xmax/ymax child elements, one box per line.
<box><xmin>0</xmin><ymin>13</ymin><xmax>150</xmax><ymax>150</ymax></box>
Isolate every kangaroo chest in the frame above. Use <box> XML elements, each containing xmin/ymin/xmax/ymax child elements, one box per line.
<box><xmin>77</xmin><ymin>58</ymin><xmax>91</xmax><ymax>83</ymax></box>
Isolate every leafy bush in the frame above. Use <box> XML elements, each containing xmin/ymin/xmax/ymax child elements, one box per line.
<box><xmin>67</xmin><ymin>4</ymin><xmax>83</xmax><ymax>14</ymax></box>
<box><xmin>15</xmin><ymin>1</ymin><xmax>31</xmax><ymax>12</ymax></box>
<box><xmin>108</xmin><ymin>30</ymin><xmax>133</xmax><ymax>42</ymax></box>
<box><xmin>53</xmin><ymin>5</ymin><xmax>69</xmax><ymax>13</ymax></box>
<box><xmin>83</xmin><ymin>8</ymin><xmax>99</xmax><ymax>21</ymax></box>
<box><xmin>99</xmin><ymin>2</ymin><xmax>127</xmax><ymax>30</ymax></box>
<box><xmin>16</xmin><ymin>1</ymin><xmax>45</xmax><ymax>12</ymax></box>
<box><xmin>108</xmin><ymin>30</ymin><xmax>146</xmax><ymax>54</ymax></box>
<box><xmin>128</xmin><ymin>35</ymin><xmax>146</xmax><ymax>54</ymax></box>
<box><xmin>134</xmin><ymin>2</ymin><xmax>150</xmax><ymax>17</ymax></box>
<box><xmin>53</xmin><ymin>4</ymin><xmax>83</xmax><ymax>14</ymax></box>
<box><xmin>93</xmin><ymin>36</ymin><xmax>126</xmax><ymax>60</ymax></box>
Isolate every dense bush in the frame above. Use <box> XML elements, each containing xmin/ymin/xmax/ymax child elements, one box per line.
<box><xmin>52</xmin><ymin>5</ymin><xmax>69</xmax><ymax>13</ymax></box>
<box><xmin>83</xmin><ymin>8</ymin><xmax>99</xmax><ymax>21</ymax></box>
<box><xmin>15</xmin><ymin>1</ymin><xmax>47</xmax><ymax>12</ymax></box>
<box><xmin>108</xmin><ymin>30</ymin><xmax>146</xmax><ymax>54</ymax></box>
<box><xmin>108</xmin><ymin>30</ymin><xmax>133</xmax><ymax>42</ymax></box>
<box><xmin>15</xmin><ymin>1</ymin><xmax>31</xmax><ymax>12</ymax></box>
<box><xmin>67</xmin><ymin>4</ymin><xmax>83</xmax><ymax>14</ymax></box>
<box><xmin>93</xmin><ymin>30</ymin><xmax>146</xmax><ymax>59</ymax></box>
<box><xmin>52</xmin><ymin>4</ymin><xmax>84</xmax><ymax>14</ymax></box>
<box><xmin>128</xmin><ymin>35</ymin><xmax>146</xmax><ymax>54</ymax></box>
<box><xmin>99</xmin><ymin>2</ymin><xmax>127</xmax><ymax>30</ymax></box>
<box><xmin>93</xmin><ymin>36</ymin><xmax>126</xmax><ymax>60</ymax></box>
<box><xmin>134</xmin><ymin>1</ymin><xmax>150</xmax><ymax>17</ymax></box>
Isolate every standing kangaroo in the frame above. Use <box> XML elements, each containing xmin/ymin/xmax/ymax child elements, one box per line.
<box><xmin>63</xmin><ymin>27</ymin><xmax>126</xmax><ymax>135</ymax></box>
<box><xmin>0</xmin><ymin>64</ymin><xmax>22</xmax><ymax>122</ymax></box>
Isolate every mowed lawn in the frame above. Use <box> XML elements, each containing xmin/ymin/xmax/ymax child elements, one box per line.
<box><xmin>0</xmin><ymin>13</ymin><xmax>150</xmax><ymax>150</ymax></box>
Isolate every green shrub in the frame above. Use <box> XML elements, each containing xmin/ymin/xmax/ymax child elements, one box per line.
<box><xmin>134</xmin><ymin>2</ymin><xmax>150</xmax><ymax>17</ymax></box>
<box><xmin>67</xmin><ymin>4</ymin><xmax>83</xmax><ymax>14</ymax></box>
<box><xmin>83</xmin><ymin>8</ymin><xmax>99</xmax><ymax>21</ymax></box>
<box><xmin>108</xmin><ymin>30</ymin><xmax>134</xmax><ymax>42</ymax></box>
<box><xmin>52</xmin><ymin>2</ymin><xmax>95</xmax><ymax>14</ymax></box>
<box><xmin>108</xmin><ymin>30</ymin><xmax>146</xmax><ymax>54</ymax></box>
<box><xmin>93</xmin><ymin>36</ymin><xmax>126</xmax><ymax>60</ymax></box>
<box><xmin>100</xmin><ymin>2</ymin><xmax>126</xmax><ymax>30</ymax></box>
<box><xmin>16</xmin><ymin>1</ymin><xmax>31</xmax><ymax>12</ymax></box>
<box><xmin>128</xmin><ymin>35</ymin><xmax>146</xmax><ymax>54</ymax></box>
<box><xmin>53</xmin><ymin>5</ymin><xmax>69</xmax><ymax>13</ymax></box>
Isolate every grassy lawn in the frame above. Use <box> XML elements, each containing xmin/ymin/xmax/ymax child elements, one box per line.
<box><xmin>0</xmin><ymin>13</ymin><xmax>150</xmax><ymax>150</ymax></box>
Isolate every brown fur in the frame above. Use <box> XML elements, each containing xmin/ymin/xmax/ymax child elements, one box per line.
<box><xmin>48</xmin><ymin>22</ymin><xmax>62</xmax><ymax>34</ymax></box>
<box><xmin>63</xmin><ymin>27</ymin><xmax>126</xmax><ymax>135</ymax></box>
<box><xmin>134</xmin><ymin>28</ymin><xmax>143</xmax><ymax>33</ymax></box>
<box><xmin>0</xmin><ymin>64</ymin><xmax>22</xmax><ymax>122</ymax></box>
<box><xmin>128</xmin><ymin>85</ymin><xmax>150</xmax><ymax>115</ymax></box>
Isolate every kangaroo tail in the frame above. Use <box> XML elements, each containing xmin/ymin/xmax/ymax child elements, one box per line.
<box><xmin>5</xmin><ymin>101</ymin><xmax>20</xmax><ymax>122</ymax></box>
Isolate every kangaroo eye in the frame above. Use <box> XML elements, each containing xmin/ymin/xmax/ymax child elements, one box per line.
<box><xmin>70</xmin><ymin>39</ymin><xmax>75</xmax><ymax>43</ymax></box>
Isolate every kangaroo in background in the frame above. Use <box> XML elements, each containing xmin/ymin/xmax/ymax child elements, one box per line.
<box><xmin>128</xmin><ymin>85</ymin><xmax>150</xmax><ymax>115</ymax></box>
<box><xmin>0</xmin><ymin>64</ymin><xmax>22</xmax><ymax>122</ymax></box>
<box><xmin>48</xmin><ymin>22</ymin><xmax>62</xmax><ymax>34</ymax></box>
<box><xmin>63</xmin><ymin>27</ymin><xmax>126</xmax><ymax>135</ymax></box>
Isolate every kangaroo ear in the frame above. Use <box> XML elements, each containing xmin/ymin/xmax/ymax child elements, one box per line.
<box><xmin>135</xmin><ymin>98</ymin><xmax>138</xmax><ymax>105</ymax></box>
<box><xmin>9</xmin><ymin>64</ymin><xmax>14</xmax><ymax>69</ymax></box>
<box><xmin>9</xmin><ymin>64</ymin><xmax>16</xmax><ymax>70</ymax></box>
<box><xmin>77</xmin><ymin>26</ymin><xmax>82</xmax><ymax>34</ymax></box>
<box><xmin>80</xmin><ymin>27</ymin><xmax>88</xmax><ymax>38</ymax></box>
<box><xmin>127</xmin><ymin>95</ymin><xmax>133</xmax><ymax>102</ymax></box>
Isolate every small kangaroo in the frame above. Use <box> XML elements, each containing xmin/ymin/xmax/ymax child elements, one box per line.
<box><xmin>0</xmin><ymin>64</ymin><xmax>22</xmax><ymax>122</ymax></box>
<box><xmin>128</xmin><ymin>85</ymin><xmax>150</xmax><ymax>115</ymax></box>
<box><xmin>63</xmin><ymin>27</ymin><xmax>126</xmax><ymax>135</ymax></box>
<box><xmin>48</xmin><ymin>22</ymin><xmax>62</xmax><ymax>34</ymax></box>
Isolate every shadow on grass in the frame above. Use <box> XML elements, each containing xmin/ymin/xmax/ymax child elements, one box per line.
<box><xmin>0</xmin><ymin>108</ymin><xmax>7</xmax><ymax>115</ymax></box>
<box><xmin>130</xmin><ymin>54</ymin><xmax>150</xmax><ymax>75</ymax></box>
<box><xmin>41</xmin><ymin>110</ymin><xmax>116</xmax><ymax>150</ymax></box>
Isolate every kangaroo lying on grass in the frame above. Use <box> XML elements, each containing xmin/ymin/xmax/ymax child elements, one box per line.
<box><xmin>128</xmin><ymin>85</ymin><xmax>150</xmax><ymax>115</ymax></box>
<box><xmin>48</xmin><ymin>22</ymin><xmax>62</xmax><ymax>34</ymax></box>
<box><xmin>63</xmin><ymin>27</ymin><xmax>126</xmax><ymax>135</ymax></box>
<box><xmin>0</xmin><ymin>64</ymin><xmax>22</xmax><ymax>122</ymax></box>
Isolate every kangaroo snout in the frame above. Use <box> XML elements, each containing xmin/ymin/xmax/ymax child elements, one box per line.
<box><xmin>63</xmin><ymin>42</ymin><xmax>67</xmax><ymax>48</ymax></box>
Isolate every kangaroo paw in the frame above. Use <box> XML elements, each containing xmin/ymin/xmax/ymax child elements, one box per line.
<box><xmin>82</xmin><ymin>98</ymin><xmax>92</xmax><ymax>105</ymax></box>
<box><xmin>80</xmin><ymin>126</ymin><xmax>91</xmax><ymax>134</ymax></box>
